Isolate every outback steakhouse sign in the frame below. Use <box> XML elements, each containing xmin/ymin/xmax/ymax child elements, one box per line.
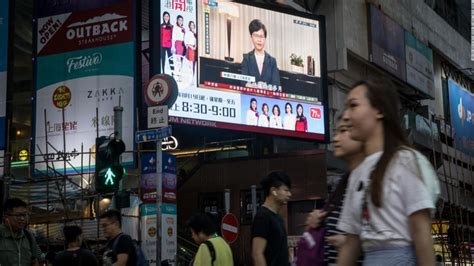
<box><xmin>66</xmin><ymin>14</ymin><xmax>128</xmax><ymax>44</ymax></box>
<box><xmin>37</xmin><ymin>2</ymin><xmax>133</xmax><ymax>56</ymax></box>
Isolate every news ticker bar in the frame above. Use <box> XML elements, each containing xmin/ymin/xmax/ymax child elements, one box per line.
<box><xmin>203</xmin><ymin>81</ymin><xmax>320</xmax><ymax>104</ymax></box>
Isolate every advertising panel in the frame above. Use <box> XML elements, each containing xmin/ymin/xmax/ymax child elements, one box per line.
<box><xmin>140</xmin><ymin>203</ymin><xmax>177</xmax><ymax>266</ymax></box>
<box><xmin>37</xmin><ymin>0</ymin><xmax>127</xmax><ymax>17</ymax></box>
<box><xmin>140</xmin><ymin>153</ymin><xmax>177</xmax><ymax>204</ymax></box>
<box><xmin>368</xmin><ymin>4</ymin><xmax>406</xmax><ymax>81</ymax></box>
<box><xmin>37</xmin><ymin>1</ymin><xmax>133</xmax><ymax>56</ymax></box>
<box><xmin>34</xmin><ymin>43</ymin><xmax>135</xmax><ymax>174</ymax></box>
<box><xmin>140</xmin><ymin>204</ymin><xmax>157</xmax><ymax>265</ymax></box>
<box><xmin>448</xmin><ymin>80</ymin><xmax>474</xmax><ymax>156</ymax></box>
<box><xmin>141</xmin><ymin>152</ymin><xmax>158</xmax><ymax>203</ymax></box>
<box><xmin>0</xmin><ymin>0</ymin><xmax>9</xmax><ymax>176</ymax></box>
<box><xmin>162</xmin><ymin>153</ymin><xmax>177</xmax><ymax>204</ymax></box>
<box><xmin>405</xmin><ymin>31</ymin><xmax>434</xmax><ymax>98</ymax></box>
<box><xmin>161</xmin><ymin>203</ymin><xmax>177</xmax><ymax>265</ymax></box>
<box><xmin>140</xmin><ymin>152</ymin><xmax>177</xmax><ymax>265</ymax></box>
<box><xmin>153</xmin><ymin>0</ymin><xmax>328</xmax><ymax>141</ymax></box>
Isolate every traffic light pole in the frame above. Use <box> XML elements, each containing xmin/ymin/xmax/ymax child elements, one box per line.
<box><xmin>114</xmin><ymin>103</ymin><xmax>124</xmax><ymax>193</ymax></box>
<box><xmin>135</xmin><ymin>125</ymin><xmax>173</xmax><ymax>265</ymax></box>
<box><xmin>140</xmin><ymin>72</ymin><xmax>177</xmax><ymax>265</ymax></box>
<box><xmin>156</xmin><ymin>139</ymin><xmax>162</xmax><ymax>265</ymax></box>
<box><xmin>114</xmin><ymin>104</ymin><xmax>123</xmax><ymax>139</ymax></box>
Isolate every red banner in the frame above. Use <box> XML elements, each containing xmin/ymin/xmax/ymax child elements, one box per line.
<box><xmin>37</xmin><ymin>1</ymin><xmax>133</xmax><ymax>56</ymax></box>
<box><xmin>169</xmin><ymin>116</ymin><xmax>326</xmax><ymax>141</ymax></box>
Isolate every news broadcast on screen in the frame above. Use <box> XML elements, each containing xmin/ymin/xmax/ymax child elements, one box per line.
<box><xmin>156</xmin><ymin>0</ymin><xmax>327</xmax><ymax>140</ymax></box>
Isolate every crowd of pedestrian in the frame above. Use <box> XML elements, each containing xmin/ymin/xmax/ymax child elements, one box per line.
<box><xmin>0</xmin><ymin>78</ymin><xmax>442</xmax><ymax>266</ymax></box>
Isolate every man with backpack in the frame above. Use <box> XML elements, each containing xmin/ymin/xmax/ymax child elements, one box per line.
<box><xmin>101</xmin><ymin>209</ymin><xmax>138</xmax><ymax>266</ymax></box>
<box><xmin>187</xmin><ymin>213</ymin><xmax>233</xmax><ymax>265</ymax></box>
<box><xmin>53</xmin><ymin>225</ymin><xmax>98</xmax><ymax>266</ymax></box>
<box><xmin>0</xmin><ymin>198</ymin><xmax>42</xmax><ymax>266</ymax></box>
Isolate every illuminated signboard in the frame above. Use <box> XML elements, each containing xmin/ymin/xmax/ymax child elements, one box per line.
<box><xmin>152</xmin><ymin>0</ymin><xmax>328</xmax><ymax>141</ymax></box>
<box><xmin>448</xmin><ymin>79</ymin><xmax>474</xmax><ymax>156</ymax></box>
<box><xmin>34</xmin><ymin>0</ymin><xmax>135</xmax><ymax>175</ymax></box>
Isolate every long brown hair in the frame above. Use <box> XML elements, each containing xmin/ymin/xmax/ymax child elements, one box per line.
<box><xmin>350</xmin><ymin>79</ymin><xmax>410</xmax><ymax>207</ymax></box>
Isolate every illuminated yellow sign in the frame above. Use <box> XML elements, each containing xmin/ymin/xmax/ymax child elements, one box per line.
<box><xmin>432</xmin><ymin>221</ymin><xmax>449</xmax><ymax>235</ymax></box>
<box><xmin>18</xmin><ymin>150</ymin><xmax>28</xmax><ymax>161</ymax></box>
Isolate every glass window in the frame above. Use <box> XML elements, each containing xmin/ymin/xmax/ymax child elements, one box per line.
<box><xmin>424</xmin><ymin>0</ymin><xmax>470</xmax><ymax>42</ymax></box>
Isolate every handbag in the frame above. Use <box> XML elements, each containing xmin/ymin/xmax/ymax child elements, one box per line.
<box><xmin>295</xmin><ymin>227</ymin><xmax>326</xmax><ymax>266</ymax></box>
<box><xmin>295</xmin><ymin>173</ymin><xmax>350</xmax><ymax>266</ymax></box>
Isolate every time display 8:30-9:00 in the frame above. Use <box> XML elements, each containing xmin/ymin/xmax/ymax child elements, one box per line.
<box><xmin>171</xmin><ymin>102</ymin><xmax>237</xmax><ymax>117</ymax></box>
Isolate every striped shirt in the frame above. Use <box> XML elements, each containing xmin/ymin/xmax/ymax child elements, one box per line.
<box><xmin>324</xmin><ymin>173</ymin><xmax>363</xmax><ymax>265</ymax></box>
<box><xmin>324</xmin><ymin>198</ymin><xmax>344</xmax><ymax>264</ymax></box>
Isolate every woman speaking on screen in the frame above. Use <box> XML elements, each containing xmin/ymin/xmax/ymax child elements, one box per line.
<box><xmin>241</xmin><ymin>19</ymin><xmax>280</xmax><ymax>89</ymax></box>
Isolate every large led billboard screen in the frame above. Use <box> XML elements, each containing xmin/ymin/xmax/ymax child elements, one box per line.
<box><xmin>152</xmin><ymin>0</ymin><xmax>327</xmax><ymax>141</ymax></box>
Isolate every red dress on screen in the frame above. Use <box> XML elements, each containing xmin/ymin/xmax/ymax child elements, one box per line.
<box><xmin>185</xmin><ymin>30</ymin><xmax>196</xmax><ymax>62</ymax></box>
<box><xmin>161</xmin><ymin>23</ymin><xmax>174</xmax><ymax>72</ymax></box>
<box><xmin>295</xmin><ymin>116</ymin><xmax>308</xmax><ymax>132</ymax></box>
<box><xmin>173</xmin><ymin>25</ymin><xmax>185</xmax><ymax>55</ymax></box>
<box><xmin>161</xmin><ymin>24</ymin><xmax>172</xmax><ymax>48</ymax></box>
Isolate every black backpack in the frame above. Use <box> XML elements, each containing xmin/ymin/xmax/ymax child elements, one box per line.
<box><xmin>203</xmin><ymin>240</ymin><xmax>216</xmax><ymax>265</ymax></box>
<box><xmin>190</xmin><ymin>240</ymin><xmax>216</xmax><ymax>266</ymax></box>
<box><xmin>112</xmin><ymin>233</ymin><xmax>149</xmax><ymax>266</ymax></box>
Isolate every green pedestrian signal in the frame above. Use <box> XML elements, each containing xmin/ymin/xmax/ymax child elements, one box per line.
<box><xmin>95</xmin><ymin>136</ymin><xmax>125</xmax><ymax>194</ymax></box>
<box><xmin>104</xmin><ymin>168</ymin><xmax>116</xmax><ymax>185</ymax></box>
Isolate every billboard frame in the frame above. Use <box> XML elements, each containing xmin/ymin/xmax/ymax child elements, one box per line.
<box><xmin>150</xmin><ymin>0</ymin><xmax>329</xmax><ymax>143</ymax></box>
<box><xmin>31</xmin><ymin>0</ymin><xmax>138</xmax><ymax>177</ymax></box>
